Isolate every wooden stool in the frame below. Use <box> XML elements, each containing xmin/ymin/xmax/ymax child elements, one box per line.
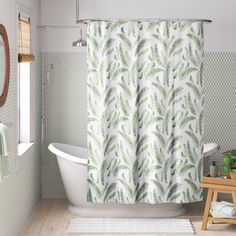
<box><xmin>199</xmin><ymin>181</ymin><xmax>236</xmax><ymax>230</ymax></box>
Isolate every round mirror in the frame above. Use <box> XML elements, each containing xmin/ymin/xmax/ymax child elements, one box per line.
<box><xmin>0</xmin><ymin>36</ymin><xmax>6</xmax><ymax>94</ymax></box>
<box><xmin>0</xmin><ymin>24</ymin><xmax>10</xmax><ymax>107</ymax></box>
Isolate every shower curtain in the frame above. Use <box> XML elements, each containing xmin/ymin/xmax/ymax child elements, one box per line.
<box><xmin>87</xmin><ymin>20</ymin><xmax>204</xmax><ymax>203</ymax></box>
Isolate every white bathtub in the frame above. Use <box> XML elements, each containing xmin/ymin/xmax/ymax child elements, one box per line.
<box><xmin>48</xmin><ymin>142</ymin><xmax>219</xmax><ymax>218</ymax></box>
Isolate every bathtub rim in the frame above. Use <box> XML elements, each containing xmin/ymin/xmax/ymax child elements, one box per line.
<box><xmin>48</xmin><ymin>143</ymin><xmax>88</xmax><ymax>165</ymax></box>
<box><xmin>48</xmin><ymin>142</ymin><xmax>220</xmax><ymax>166</ymax></box>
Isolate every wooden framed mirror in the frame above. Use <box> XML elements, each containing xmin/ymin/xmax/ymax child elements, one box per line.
<box><xmin>0</xmin><ymin>24</ymin><xmax>10</xmax><ymax>107</ymax></box>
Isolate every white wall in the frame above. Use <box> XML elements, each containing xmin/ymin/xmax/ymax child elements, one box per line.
<box><xmin>0</xmin><ymin>0</ymin><xmax>41</xmax><ymax>235</ymax></box>
<box><xmin>40</xmin><ymin>0</ymin><xmax>85</xmax><ymax>53</ymax></box>
<box><xmin>0</xmin><ymin>0</ymin><xmax>41</xmax><ymax>52</ymax></box>
<box><xmin>41</xmin><ymin>0</ymin><xmax>236</xmax><ymax>52</ymax></box>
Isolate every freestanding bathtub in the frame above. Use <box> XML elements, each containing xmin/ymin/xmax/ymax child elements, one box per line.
<box><xmin>48</xmin><ymin>142</ymin><xmax>220</xmax><ymax>218</ymax></box>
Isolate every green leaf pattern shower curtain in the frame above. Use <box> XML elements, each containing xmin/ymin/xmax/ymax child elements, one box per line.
<box><xmin>87</xmin><ymin>21</ymin><xmax>204</xmax><ymax>203</ymax></box>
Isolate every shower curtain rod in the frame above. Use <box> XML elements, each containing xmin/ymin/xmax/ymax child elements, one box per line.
<box><xmin>37</xmin><ymin>25</ymin><xmax>81</xmax><ymax>29</ymax></box>
<box><xmin>37</xmin><ymin>18</ymin><xmax>211</xmax><ymax>29</ymax></box>
<box><xmin>76</xmin><ymin>18</ymin><xmax>212</xmax><ymax>24</ymax></box>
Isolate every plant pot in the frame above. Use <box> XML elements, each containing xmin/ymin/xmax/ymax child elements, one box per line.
<box><xmin>230</xmin><ymin>169</ymin><xmax>236</xmax><ymax>180</ymax></box>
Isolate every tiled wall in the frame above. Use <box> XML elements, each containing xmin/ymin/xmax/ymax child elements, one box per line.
<box><xmin>204</xmin><ymin>52</ymin><xmax>236</xmax><ymax>171</ymax></box>
<box><xmin>0</xmin><ymin>52</ymin><xmax>42</xmax><ymax>236</ymax></box>
<box><xmin>0</xmin><ymin>51</ymin><xmax>17</xmax><ymax>175</ymax></box>
<box><xmin>41</xmin><ymin>52</ymin><xmax>236</xmax><ymax>197</ymax></box>
<box><xmin>41</xmin><ymin>53</ymin><xmax>87</xmax><ymax>192</ymax></box>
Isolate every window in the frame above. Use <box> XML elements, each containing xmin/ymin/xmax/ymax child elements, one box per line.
<box><xmin>17</xmin><ymin>11</ymin><xmax>35</xmax><ymax>153</ymax></box>
<box><xmin>18</xmin><ymin>63</ymin><xmax>31</xmax><ymax>143</ymax></box>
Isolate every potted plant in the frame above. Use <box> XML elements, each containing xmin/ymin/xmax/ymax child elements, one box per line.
<box><xmin>223</xmin><ymin>149</ymin><xmax>236</xmax><ymax>179</ymax></box>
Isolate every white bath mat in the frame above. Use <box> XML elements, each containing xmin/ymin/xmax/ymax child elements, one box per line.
<box><xmin>68</xmin><ymin>218</ymin><xmax>194</xmax><ymax>234</ymax></box>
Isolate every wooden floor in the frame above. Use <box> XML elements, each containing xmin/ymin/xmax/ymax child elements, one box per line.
<box><xmin>24</xmin><ymin>199</ymin><xmax>236</xmax><ymax>236</ymax></box>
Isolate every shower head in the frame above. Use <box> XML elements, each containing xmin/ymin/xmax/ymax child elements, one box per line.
<box><xmin>72</xmin><ymin>38</ymin><xmax>87</xmax><ymax>47</ymax></box>
<box><xmin>72</xmin><ymin>29</ymin><xmax>87</xmax><ymax>47</ymax></box>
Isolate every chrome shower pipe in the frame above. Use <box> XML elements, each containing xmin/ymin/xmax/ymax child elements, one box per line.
<box><xmin>76</xmin><ymin>0</ymin><xmax>80</xmax><ymax>23</ymax></box>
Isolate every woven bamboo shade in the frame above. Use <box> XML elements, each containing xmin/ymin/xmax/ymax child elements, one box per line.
<box><xmin>18</xmin><ymin>14</ymin><xmax>35</xmax><ymax>63</ymax></box>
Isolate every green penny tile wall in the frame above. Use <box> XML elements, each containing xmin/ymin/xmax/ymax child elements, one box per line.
<box><xmin>41</xmin><ymin>52</ymin><xmax>236</xmax><ymax>196</ymax></box>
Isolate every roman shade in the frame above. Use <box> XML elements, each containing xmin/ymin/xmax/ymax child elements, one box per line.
<box><xmin>18</xmin><ymin>13</ymin><xmax>35</xmax><ymax>63</ymax></box>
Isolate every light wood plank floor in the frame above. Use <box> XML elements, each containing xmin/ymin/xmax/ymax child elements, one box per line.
<box><xmin>24</xmin><ymin>199</ymin><xmax>236</xmax><ymax>236</ymax></box>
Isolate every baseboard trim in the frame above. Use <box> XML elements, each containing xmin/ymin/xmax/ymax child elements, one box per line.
<box><xmin>42</xmin><ymin>182</ymin><xmax>66</xmax><ymax>198</ymax></box>
<box><xmin>20</xmin><ymin>199</ymin><xmax>41</xmax><ymax>236</ymax></box>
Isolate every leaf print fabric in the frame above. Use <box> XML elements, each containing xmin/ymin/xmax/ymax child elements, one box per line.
<box><xmin>87</xmin><ymin>20</ymin><xmax>204</xmax><ymax>204</ymax></box>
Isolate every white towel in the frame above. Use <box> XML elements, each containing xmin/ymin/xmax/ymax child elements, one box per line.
<box><xmin>0</xmin><ymin>123</ymin><xmax>10</xmax><ymax>180</ymax></box>
<box><xmin>210</xmin><ymin>201</ymin><xmax>236</xmax><ymax>218</ymax></box>
<box><xmin>210</xmin><ymin>210</ymin><xmax>236</xmax><ymax>219</ymax></box>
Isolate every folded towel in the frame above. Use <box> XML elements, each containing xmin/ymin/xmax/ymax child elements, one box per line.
<box><xmin>0</xmin><ymin>123</ymin><xmax>9</xmax><ymax>180</ymax></box>
<box><xmin>0</xmin><ymin>123</ymin><xmax>8</xmax><ymax>157</ymax></box>
<box><xmin>210</xmin><ymin>201</ymin><xmax>236</xmax><ymax>217</ymax></box>
<box><xmin>210</xmin><ymin>210</ymin><xmax>236</xmax><ymax>218</ymax></box>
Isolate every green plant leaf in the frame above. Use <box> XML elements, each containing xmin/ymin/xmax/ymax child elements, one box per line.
<box><xmin>199</xmin><ymin>111</ymin><xmax>203</xmax><ymax>135</ymax></box>
<box><xmin>152</xmin><ymin>82</ymin><xmax>167</xmax><ymax>99</ymax></box>
<box><xmin>135</xmin><ymin>183</ymin><xmax>148</xmax><ymax>201</ymax></box>
<box><xmin>118</xmin><ymin>179</ymin><xmax>134</xmax><ymax>198</ymax></box>
<box><xmin>152</xmin><ymin>180</ymin><xmax>164</xmax><ymax>195</ymax></box>
<box><xmin>117</xmin><ymin>34</ymin><xmax>132</xmax><ymax>49</ymax></box>
<box><xmin>146</xmin><ymin>116</ymin><xmax>163</xmax><ymax>127</ymax></box>
<box><xmin>167</xmin><ymin>183</ymin><xmax>181</xmax><ymax>200</ymax></box>
<box><xmin>184</xmin><ymin>179</ymin><xmax>199</xmax><ymax>195</ymax></box>
<box><xmin>118</xmin><ymin>131</ymin><xmax>133</xmax><ymax>148</ymax></box>
<box><xmin>135</xmin><ymin>39</ymin><xmax>148</xmax><ymax>56</ymax></box>
<box><xmin>104</xmin><ymin>135</ymin><xmax>116</xmax><ymax>155</ymax></box>
<box><xmin>145</xmin><ymin>165</ymin><xmax>162</xmax><ymax>176</ymax></box>
<box><xmin>167</xmin><ymin>136</ymin><xmax>182</xmax><ymax>153</ymax></box>
<box><xmin>187</xmin><ymin>33</ymin><xmax>202</xmax><ymax>51</ymax></box>
<box><xmin>105</xmin><ymin>87</ymin><xmax>116</xmax><ymax>104</ymax></box>
<box><xmin>180</xmin><ymin>164</ymin><xmax>195</xmax><ymax>175</ymax></box>
<box><xmin>185</xmin><ymin>131</ymin><xmax>200</xmax><ymax>147</ymax></box>
<box><xmin>180</xmin><ymin>67</ymin><xmax>198</xmax><ymax>80</ymax></box>
<box><xmin>153</xmin><ymin>131</ymin><xmax>166</xmax><ymax>147</ymax></box>
<box><xmin>100</xmin><ymin>159</ymin><xmax>108</xmax><ymax>185</ymax></box>
<box><xmin>168</xmin><ymin>87</ymin><xmax>183</xmax><ymax>105</ymax></box>
<box><xmin>169</xmin><ymin>38</ymin><xmax>183</xmax><ymax>56</ymax></box>
<box><xmin>187</xmin><ymin>141</ymin><xmax>197</xmax><ymax>164</ymax></box>
<box><xmin>102</xmin><ymin>38</ymin><xmax>114</xmax><ymax>56</ymax></box>
<box><xmin>188</xmin><ymin>93</ymin><xmax>198</xmax><ymax>115</ymax></box>
<box><xmin>118</xmin><ymin>83</ymin><xmax>132</xmax><ymax>97</ymax></box>
<box><xmin>88</xmin><ymin>179</ymin><xmax>101</xmax><ymax>197</ymax></box>
<box><xmin>104</xmin><ymin>183</ymin><xmax>116</xmax><ymax>201</ymax></box>
<box><xmin>186</xmin><ymin>82</ymin><xmax>201</xmax><ymax>99</ymax></box>
<box><xmin>180</xmin><ymin>116</ymin><xmax>196</xmax><ymax>128</ymax></box>
<box><xmin>113</xmin><ymin>165</ymin><xmax>129</xmax><ymax>176</ymax></box>
<box><xmin>136</xmin><ymin>87</ymin><xmax>149</xmax><ymax>104</ymax></box>
<box><xmin>136</xmin><ymin>135</ymin><xmax>148</xmax><ymax>155</ymax></box>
